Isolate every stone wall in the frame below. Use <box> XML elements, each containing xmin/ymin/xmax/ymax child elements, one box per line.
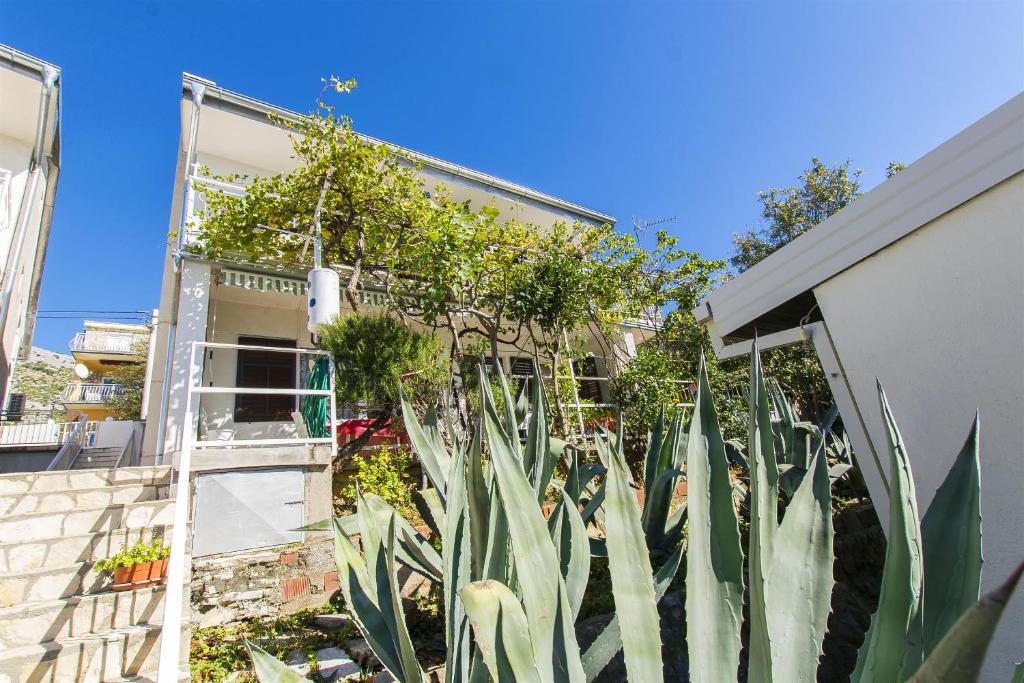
<box><xmin>190</xmin><ymin>534</ymin><xmax>434</xmax><ymax>629</ymax></box>
<box><xmin>190</xmin><ymin>537</ymin><xmax>337</xmax><ymax>628</ymax></box>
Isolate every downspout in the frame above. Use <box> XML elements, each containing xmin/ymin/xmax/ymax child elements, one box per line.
<box><xmin>154</xmin><ymin>80</ymin><xmax>205</xmax><ymax>465</ymax></box>
<box><xmin>0</xmin><ymin>65</ymin><xmax>59</xmax><ymax>406</ymax></box>
<box><xmin>140</xmin><ymin>308</ymin><xmax>159</xmax><ymax>420</ymax></box>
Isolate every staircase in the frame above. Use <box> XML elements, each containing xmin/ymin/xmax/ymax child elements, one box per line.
<box><xmin>0</xmin><ymin>466</ymin><xmax>180</xmax><ymax>682</ymax></box>
<box><xmin>72</xmin><ymin>447</ymin><xmax>125</xmax><ymax>470</ymax></box>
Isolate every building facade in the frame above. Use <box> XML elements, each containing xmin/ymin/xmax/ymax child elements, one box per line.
<box><xmin>142</xmin><ymin>74</ymin><xmax>648</xmax><ymax>558</ymax></box>
<box><xmin>63</xmin><ymin>319</ymin><xmax>153</xmax><ymax>421</ymax></box>
<box><xmin>0</xmin><ymin>45</ymin><xmax>61</xmax><ymax>412</ymax></box>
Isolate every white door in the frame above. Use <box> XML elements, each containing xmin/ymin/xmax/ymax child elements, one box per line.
<box><xmin>192</xmin><ymin>468</ymin><xmax>304</xmax><ymax>557</ymax></box>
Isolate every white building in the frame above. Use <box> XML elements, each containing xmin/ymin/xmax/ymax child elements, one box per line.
<box><xmin>142</xmin><ymin>74</ymin><xmax>648</xmax><ymax>558</ymax></box>
<box><xmin>694</xmin><ymin>93</ymin><xmax>1023</xmax><ymax>679</ymax></box>
<box><xmin>0</xmin><ymin>45</ymin><xmax>61</xmax><ymax>412</ymax></box>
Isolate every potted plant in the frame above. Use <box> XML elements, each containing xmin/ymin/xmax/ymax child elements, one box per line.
<box><xmin>94</xmin><ymin>539</ymin><xmax>170</xmax><ymax>591</ymax></box>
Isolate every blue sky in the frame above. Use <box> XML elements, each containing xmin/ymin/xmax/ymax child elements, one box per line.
<box><xmin>3</xmin><ymin>1</ymin><xmax>1022</xmax><ymax>352</ymax></box>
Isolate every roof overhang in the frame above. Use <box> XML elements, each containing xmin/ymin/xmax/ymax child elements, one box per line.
<box><xmin>694</xmin><ymin>92</ymin><xmax>1024</xmax><ymax>349</ymax></box>
<box><xmin>180</xmin><ymin>74</ymin><xmax>616</xmax><ymax>227</ymax></box>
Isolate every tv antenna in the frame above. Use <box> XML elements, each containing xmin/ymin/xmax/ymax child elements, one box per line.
<box><xmin>631</xmin><ymin>215</ymin><xmax>677</xmax><ymax>232</ymax></box>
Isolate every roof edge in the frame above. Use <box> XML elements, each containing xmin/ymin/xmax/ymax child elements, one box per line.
<box><xmin>181</xmin><ymin>74</ymin><xmax>616</xmax><ymax>226</ymax></box>
<box><xmin>0</xmin><ymin>43</ymin><xmax>60</xmax><ymax>81</ymax></box>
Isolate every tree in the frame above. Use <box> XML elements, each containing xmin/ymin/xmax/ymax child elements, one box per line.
<box><xmin>730</xmin><ymin>158</ymin><xmax>863</xmax><ymax>273</ymax></box>
<box><xmin>104</xmin><ymin>342</ymin><xmax>148</xmax><ymax>420</ymax></box>
<box><xmin>192</xmin><ymin>77</ymin><xmax>686</xmax><ymax>435</ymax></box>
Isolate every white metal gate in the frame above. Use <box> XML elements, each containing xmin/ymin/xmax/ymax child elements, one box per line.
<box><xmin>191</xmin><ymin>467</ymin><xmax>304</xmax><ymax>557</ymax></box>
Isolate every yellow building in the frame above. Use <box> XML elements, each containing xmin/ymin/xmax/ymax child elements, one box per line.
<box><xmin>63</xmin><ymin>320</ymin><xmax>151</xmax><ymax>420</ymax></box>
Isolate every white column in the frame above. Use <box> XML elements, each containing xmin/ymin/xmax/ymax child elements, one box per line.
<box><xmin>163</xmin><ymin>262</ymin><xmax>210</xmax><ymax>467</ymax></box>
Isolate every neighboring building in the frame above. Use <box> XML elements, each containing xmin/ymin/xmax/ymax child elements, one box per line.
<box><xmin>5</xmin><ymin>345</ymin><xmax>73</xmax><ymax>419</ymax></box>
<box><xmin>693</xmin><ymin>93</ymin><xmax>1023</xmax><ymax>679</ymax></box>
<box><xmin>142</xmin><ymin>74</ymin><xmax>647</xmax><ymax>559</ymax></box>
<box><xmin>0</xmin><ymin>45</ymin><xmax>61</xmax><ymax>413</ymax></box>
<box><xmin>63</xmin><ymin>319</ymin><xmax>153</xmax><ymax>421</ymax></box>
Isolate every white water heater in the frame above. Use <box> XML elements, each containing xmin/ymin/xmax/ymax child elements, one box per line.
<box><xmin>307</xmin><ymin>267</ymin><xmax>340</xmax><ymax>333</ymax></box>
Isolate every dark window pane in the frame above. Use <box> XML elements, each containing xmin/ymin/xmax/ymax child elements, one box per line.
<box><xmin>234</xmin><ymin>336</ymin><xmax>296</xmax><ymax>422</ymax></box>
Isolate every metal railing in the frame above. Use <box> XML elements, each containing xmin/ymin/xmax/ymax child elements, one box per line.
<box><xmin>61</xmin><ymin>383</ymin><xmax>124</xmax><ymax>403</ymax></box>
<box><xmin>69</xmin><ymin>331</ymin><xmax>147</xmax><ymax>354</ymax></box>
<box><xmin>0</xmin><ymin>419</ymin><xmax>75</xmax><ymax>446</ymax></box>
<box><xmin>45</xmin><ymin>416</ymin><xmax>88</xmax><ymax>471</ymax></box>
<box><xmin>157</xmin><ymin>342</ymin><xmax>337</xmax><ymax>682</ymax></box>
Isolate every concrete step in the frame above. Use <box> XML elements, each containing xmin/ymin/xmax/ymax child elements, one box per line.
<box><xmin>0</xmin><ymin>560</ymin><xmax>108</xmax><ymax>606</ymax></box>
<box><xmin>0</xmin><ymin>466</ymin><xmax>172</xmax><ymax>496</ymax></box>
<box><xmin>0</xmin><ymin>526</ymin><xmax>172</xmax><ymax>574</ymax></box>
<box><xmin>0</xmin><ymin>623</ymin><xmax>170</xmax><ymax>683</ymax></box>
<box><xmin>0</xmin><ymin>498</ymin><xmax>174</xmax><ymax>545</ymax></box>
<box><xmin>0</xmin><ymin>482</ymin><xmax>166</xmax><ymax>516</ymax></box>
<box><xmin>72</xmin><ymin>449</ymin><xmax>124</xmax><ymax>470</ymax></box>
<box><xmin>0</xmin><ymin>586</ymin><xmax>165</xmax><ymax>649</ymax></box>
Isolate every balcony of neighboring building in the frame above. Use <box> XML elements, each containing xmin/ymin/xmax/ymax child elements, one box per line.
<box><xmin>61</xmin><ymin>382</ymin><xmax>123</xmax><ymax>421</ymax></box>
<box><xmin>69</xmin><ymin>327</ymin><xmax>149</xmax><ymax>370</ymax></box>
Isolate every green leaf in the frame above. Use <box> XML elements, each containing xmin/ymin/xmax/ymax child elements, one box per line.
<box><xmin>765</xmin><ymin>447</ymin><xmax>833</xmax><ymax>681</ymax></box>
<box><xmin>245</xmin><ymin>639</ymin><xmax>308</xmax><ymax>682</ymax></box>
<box><xmin>444</xmin><ymin>443</ymin><xmax>473</xmax><ymax>683</ymax></box>
<box><xmin>913</xmin><ymin>414</ymin><xmax>983</xmax><ymax>666</ymax></box>
<box><xmin>460</xmin><ymin>580</ymin><xmax>542</xmax><ymax>683</ymax></box>
<box><xmin>747</xmin><ymin>342</ymin><xmax>781</xmax><ymax>683</ymax></box>
<box><xmin>582</xmin><ymin>544</ymin><xmax>683</xmax><ymax>682</ymax></box>
<box><xmin>401</xmin><ymin>387</ymin><xmax>451</xmax><ymax>500</ymax></box>
<box><xmin>361</xmin><ymin>491</ymin><xmax>442</xmax><ymax>583</ymax></box>
<box><xmin>907</xmin><ymin>562</ymin><xmax>1022</xmax><ymax>683</ymax></box>
<box><xmin>851</xmin><ymin>383</ymin><xmax>924</xmax><ymax>683</ymax></box>
<box><xmin>547</xmin><ymin>486</ymin><xmax>591</xmax><ymax>620</ymax></box>
<box><xmin>603</xmin><ymin>431</ymin><xmax>663</xmax><ymax>683</ymax></box>
<box><xmin>481</xmin><ymin>367</ymin><xmax>584</xmax><ymax>682</ymax></box>
<box><xmin>684</xmin><ymin>355</ymin><xmax>744</xmax><ymax>683</ymax></box>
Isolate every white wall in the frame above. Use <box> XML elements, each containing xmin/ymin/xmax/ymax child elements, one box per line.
<box><xmin>812</xmin><ymin>172</ymin><xmax>1024</xmax><ymax>679</ymax></box>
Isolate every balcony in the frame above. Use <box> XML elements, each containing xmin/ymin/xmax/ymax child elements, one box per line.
<box><xmin>69</xmin><ymin>331</ymin><xmax>146</xmax><ymax>355</ymax></box>
<box><xmin>61</xmin><ymin>383</ymin><xmax>124</xmax><ymax>404</ymax></box>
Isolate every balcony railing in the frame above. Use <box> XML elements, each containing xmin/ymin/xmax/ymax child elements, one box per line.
<box><xmin>61</xmin><ymin>383</ymin><xmax>124</xmax><ymax>404</ymax></box>
<box><xmin>69</xmin><ymin>331</ymin><xmax>147</xmax><ymax>355</ymax></box>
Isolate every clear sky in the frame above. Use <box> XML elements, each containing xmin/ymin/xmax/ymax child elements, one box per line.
<box><xmin>3</xmin><ymin>1</ymin><xmax>1022</xmax><ymax>352</ymax></box>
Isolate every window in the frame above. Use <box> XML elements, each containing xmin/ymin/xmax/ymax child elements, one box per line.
<box><xmin>234</xmin><ymin>336</ymin><xmax>296</xmax><ymax>422</ymax></box>
<box><xmin>573</xmin><ymin>357</ymin><xmax>604</xmax><ymax>402</ymax></box>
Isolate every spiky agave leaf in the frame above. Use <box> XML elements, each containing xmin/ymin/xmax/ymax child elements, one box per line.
<box><xmin>359</xmin><ymin>491</ymin><xmax>442</xmax><ymax>583</ymax></box>
<box><xmin>602</xmin><ymin>429</ymin><xmax>664</xmax><ymax>683</ymax></box>
<box><xmin>582</xmin><ymin>544</ymin><xmax>683</xmax><ymax>682</ymax></box>
<box><xmin>444</xmin><ymin>443</ymin><xmax>473</xmax><ymax>683</ymax></box>
<box><xmin>685</xmin><ymin>355</ymin><xmax>745</xmax><ymax>683</ymax></box>
<box><xmin>907</xmin><ymin>562</ymin><xmax>1023</xmax><ymax>683</ymax></box>
<box><xmin>908</xmin><ymin>414</ymin><xmax>983</xmax><ymax>669</ymax></box>
<box><xmin>480</xmin><ymin>366</ymin><xmax>585</xmax><ymax>683</ymax></box>
<box><xmin>245</xmin><ymin>639</ymin><xmax>308</xmax><ymax>682</ymax></box>
<box><xmin>764</xmin><ymin>447</ymin><xmax>834</xmax><ymax>681</ymax></box>
<box><xmin>851</xmin><ymin>383</ymin><xmax>924</xmax><ymax>683</ymax></box>
<box><xmin>747</xmin><ymin>341</ymin><xmax>782</xmax><ymax>683</ymax></box>
<box><xmin>547</xmin><ymin>487</ymin><xmax>591</xmax><ymax>620</ymax></box>
<box><xmin>400</xmin><ymin>387</ymin><xmax>451</xmax><ymax>500</ymax></box>
<box><xmin>460</xmin><ymin>580</ymin><xmax>542</xmax><ymax>683</ymax></box>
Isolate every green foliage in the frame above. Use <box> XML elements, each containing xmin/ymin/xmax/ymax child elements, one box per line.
<box><xmin>610</xmin><ymin>345</ymin><xmax>684</xmax><ymax>471</ymax></box>
<box><xmin>93</xmin><ymin>539</ymin><xmax>169</xmax><ymax>573</ymax></box>
<box><xmin>103</xmin><ymin>340</ymin><xmax>149</xmax><ymax>420</ymax></box>
<box><xmin>730</xmin><ymin>157</ymin><xmax>864</xmax><ymax>273</ymax></box>
<box><xmin>252</xmin><ymin>348</ymin><xmax>1013</xmax><ymax>683</ymax></box>
<box><xmin>191</xmin><ymin>600</ymin><xmax>354</xmax><ymax>683</ymax></box>
<box><xmin>317</xmin><ymin>313</ymin><xmax>449</xmax><ymax>411</ymax></box>
<box><xmin>340</xmin><ymin>446</ymin><xmax>416</xmax><ymax>518</ymax></box>
<box><xmin>11</xmin><ymin>360</ymin><xmax>70</xmax><ymax>414</ymax></box>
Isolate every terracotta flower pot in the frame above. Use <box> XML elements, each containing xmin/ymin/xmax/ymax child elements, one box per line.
<box><xmin>111</xmin><ymin>558</ymin><xmax>167</xmax><ymax>591</ymax></box>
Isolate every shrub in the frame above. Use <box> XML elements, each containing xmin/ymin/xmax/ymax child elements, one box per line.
<box><xmin>94</xmin><ymin>539</ymin><xmax>169</xmax><ymax>573</ymax></box>
<box><xmin>340</xmin><ymin>445</ymin><xmax>416</xmax><ymax>518</ymax></box>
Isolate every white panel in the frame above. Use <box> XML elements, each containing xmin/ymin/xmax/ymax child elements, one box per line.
<box><xmin>192</xmin><ymin>467</ymin><xmax>304</xmax><ymax>557</ymax></box>
<box><xmin>812</xmin><ymin>173</ymin><xmax>1024</xmax><ymax>680</ymax></box>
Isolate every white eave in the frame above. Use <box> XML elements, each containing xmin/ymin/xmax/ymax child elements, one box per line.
<box><xmin>694</xmin><ymin>92</ymin><xmax>1024</xmax><ymax>340</ymax></box>
<box><xmin>181</xmin><ymin>74</ymin><xmax>616</xmax><ymax>227</ymax></box>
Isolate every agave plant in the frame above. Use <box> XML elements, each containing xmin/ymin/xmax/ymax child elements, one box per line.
<box><xmin>247</xmin><ymin>344</ymin><xmax>1018</xmax><ymax>683</ymax></box>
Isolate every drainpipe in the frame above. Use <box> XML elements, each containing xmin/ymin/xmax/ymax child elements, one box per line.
<box><xmin>155</xmin><ymin>80</ymin><xmax>205</xmax><ymax>465</ymax></box>
<box><xmin>0</xmin><ymin>65</ymin><xmax>58</xmax><ymax>407</ymax></box>
<box><xmin>140</xmin><ymin>308</ymin><xmax>159</xmax><ymax>420</ymax></box>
